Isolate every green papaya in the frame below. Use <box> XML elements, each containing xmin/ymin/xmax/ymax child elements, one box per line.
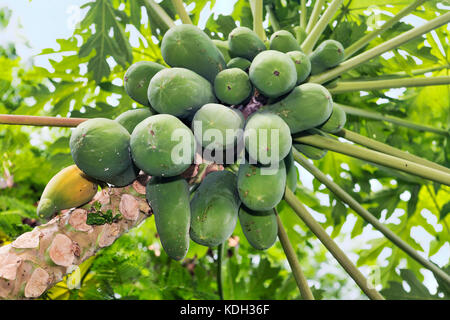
<box><xmin>237</xmin><ymin>161</ymin><xmax>286</xmax><ymax>211</ymax></box>
<box><xmin>309</xmin><ymin>39</ymin><xmax>345</xmax><ymax>75</ymax></box>
<box><xmin>190</xmin><ymin>171</ymin><xmax>241</xmax><ymax>247</ymax></box>
<box><xmin>161</xmin><ymin>25</ymin><xmax>227</xmax><ymax>83</ymax></box>
<box><xmin>213</xmin><ymin>39</ymin><xmax>232</xmax><ymax>63</ymax></box>
<box><xmin>123</xmin><ymin>61</ymin><xmax>166</xmax><ymax>107</ymax></box>
<box><xmin>146</xmin><ymin>176</ymin><xmax>190</xmax><ymax>260</ymax></box>
<box><xmin>286</xmin><ymin>51</ymin><xmax>311</xmax><ymax>84</ymax></box>
<box><xmin>104</xmin><ymin>163</ymin><xmax>139</xmax><ymax>187</ymax></box>
<box><xmin>70</xmin><ymin>118</ymin><xmax>132</xmax><ymax>182</ymax></box>
<box><xmin>244</xmin><ymin>112</ymin><xmax>292</xmax><ymax>165</ymax></box>
<box><xmin>319</xmin><ymin>104</ymin><xmax>347</xmax><ymax>133</ymax></box>
<box><xmin>148</xmin><ymin>68</ymin><xmax>216</xmax><ymax>118</ymax></box>
<box><xmin>293</xmin><ymin>26</ymin><xmax>307</xmax><ymax>45</ymax></box>
<box><xmin>130</xmin><ymin>114</ymin><xmax>196</xmax><ymax>177</ymax></box>
<box><xmin>269</xmin><ymin>30</ymin><xmax>302</xmax><ymax>53</ymax></box>
<box><xmin>214</xmin><ymin>68</ymin><xmax>253</xmax><ymax>105</ymax></box>
<box><xmin>284</xmin><ymin>148</ymin><xmax>298</xmax><ymax>192</ymax></box>
<box><xmin>239</xmin><ymin>206</ymin><xmax>278</xmax><ymax>250</ymax></box>
<box><xmin>262</xmin><ymin>83</ymin><xmax>333</xmax><ymax>134</ymax></box>
<box><xmin>249</xmin><ymin>50</ymin><xmax>297</xmax><ymax>98</ymax></box>
<box><xmin>228</xmin><ymin>27</ymin><xmax>266</xmax><ymax>61</ymax></box>
<box><xmin>227</xmin><ymin>57</ymin><xmax>251</xmax><ymax>71</ymax></box>
<box><xmin>192</xmin><ymin>103</ymin><xmax>245</xmax><ymax>152</ymax></box>
<box><xmin>293</xmin><ymin>129</ymin><xmax>328</xmax><ymax>160</ymax></box>
<box><xmin>115</xmin><ymin>108</ymin><xmax>155</xmax><ymax>134</ymax></box>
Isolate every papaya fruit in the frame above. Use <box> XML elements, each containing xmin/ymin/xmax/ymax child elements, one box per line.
<box><xmin>104</xmin><ymin>163</ymin><xmax>140</xmax><ymax>187</ymax></box>
<box><xmin>319</xmin><ymin>104</ymin><xmax>347</xmax><ymax>133</ymax></box>
<box><xmin>244</xmin><ymin>112</ymin><xmax>292</xmax><ymax>165</ymax></box>
<box><xmin>214</xmin><ymin>68</ymin><xmax>253</xmax><ymax>106</ymax></box>
<box><xmin>70</xmin><ymin>118</ymin><xmax>133</xmax><ymax>182</ymax></box>
<box><xmin>237</xmin><ymin>161</ymin><xmax>286</xmax><ymax>211</ymax></box>
<box><xmin>286</xmin><ymin>51</ymin><xmax>311</xmax><ymax>85</ymax></box>
<box><xmin>148</xmin><ymin>68</ymin><xmax>216</xmax><ymax>118</ymax></box>
<box><xmin>269</xmin><ymin>30</ymin><xmax>302</xmax><ymax>53</ymax></box>
<box><xmin>192</xmin><ymin>103</ymin><xmax>245</xmax><ymax>152</ymax></box>
<box><xmin>37</xmin><ymin>165</ymin><xmax>98</xmax><ymax>219</ymax></box>
<box><xmin>161</xmin><ymin>25</ymin><xmax>227</xmax><ymax>83</ymax></box>
<box><xmin>293</xmin><ymin>129</ymin><xmax>328</xmax><ymax>160</ymax></box>
<box><xmin>146</xmin><ymin>176</ymin><xmax>191</xmax><ymax>260</ymax></box>
<box><xmin>249</xmin><ymin>50</ymin><xmax>297</xmax><ymax>98</ymax></box>
<box><xmin>239</xmin><ymin>206</ymin><xmax>278</xmax><ymax>250</ymax></box>
<box><xmin>309</xmin><ymin>39</ymin><xmax>345</xmax><ymax>75</ymax></box>
<box><xmin>124</xmin><ymin>61</ymin><xmax>166</xmax><ymax>107</ymax></box>
<box><xmin>228</xmin><ymin>27</ymin><xmax>266</xmax><ymax>61</ymax></box>
<box><xmin>130</xmin><ymin>114</ymin><xmax>196</xmax><ymax>177</ymax></box>
<box><xmin>261</xmin><ymin>83</ymin><xmax>333</xmax><ymax>134</ymax></box>
<box><xmin>293</xmin><ymin>26</ymin><xmax>307</xmax><ymax>45</ymax></box>
<box><xmin>284</xmin><ymin>148</ymin><xmax>298</xmax><ymax>192</ymax></box>
<box><xmin>227</xmin><ymin>57</ymin><xmax>251</xmax><ymax>71</ymax></box>
<box><xmin>190</xmin><ymin>171</ymin><xmax>241</xmax><ymax>247</ymax></box>
<box><xmin>213</xmin><ymin>39</ymin><xmax>232</xmax><ymax>63</ymax></box>
<box><xmin>115</xmin><ymin>108</ymin><xmax>154</xmax><ymax>134</ymax></box>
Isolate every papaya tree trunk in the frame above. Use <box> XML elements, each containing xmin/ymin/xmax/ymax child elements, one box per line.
<box><xmin>0</xmin><ymin>180</ymin><xmax>152</xmax><ymax>300</ymax></box>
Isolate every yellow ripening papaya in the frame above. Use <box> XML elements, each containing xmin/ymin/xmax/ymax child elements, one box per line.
<box><xmin>37</xmin><ymin>165</ymin><xmax>98</xmax><ymax>219</ymax></box>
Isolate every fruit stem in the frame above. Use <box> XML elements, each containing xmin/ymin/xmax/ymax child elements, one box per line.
<box><xmin>217</xmin><ymin>243</ymin><xmax>224</xmax><ymax>300</ymax></box>
<box><xmin>0</xmin><ymin>114</ymin><xmax>85</xmax><ymax>127</ymax></box>
<box><xmin>335</xmin><ymin>128</ymin><xmax>450</xmax><ymax>174</ymax></box>
<box><xmin>293</xmin><ymin>134</ymin><xmax>450</xmax><ymax>185</ymax></box>
<box><xmin>250</xmin><ymin>0</ymin><xmax>267</xmax><ymax>41</ymax></box>
<box><xmin>305</xmin><ymin>0</ymin><xmax>326</xmax><ymax>34</ymax></box>
<box><xmin>284</xmin><ymin>187</ymin><xmax>385</xmax><ymax>300</ymax></box>
<box><xmin>344</xmin><ymin>0</ymin><xmax>427</xmax><ymax>58</ymax></box>
<box><xmin>265</xmin><ymin>4</ymin><xmax>280</xmax><ymax>32</ymax></box>
<box><xmin>300</xmin><ymin>0</ymin><xmax>307</xmax><ymax>29</ymax></box>
<box><xmin>336</xmin><ymin>103</ymin><xmax>449</xmax><ymax>136</ymax></box>
<box><xmin>275</xmin><ymin>210</ymin><xmax>315</xmax><ymax>300</ymax></box>
<box><xmin>292</xmin><ymin>150</ymin><xmax>450</xmax><ymax>287</ymax></box>
<box><xmin>301</xmin><ymin>0</ymin><xmax>344</xmax><ymax>54</ymax></box>
<box><xmin>143</xmin><ymin>0</ymin><xmax>176</xmax><ymax>29</ymax></box>
<box><xmin>309</xmin><ymin>12</ymin><xmax>450</xmax><ymax>84</ymax></box>
<box><xmin>171</xmin><ymin>0</ymin><xmax>193</xmax><ymax>25</ymax></box>
<box><xmin>328</xmin><ymin>75</ymin><xmax>450</xmax><ymax>94</ymax></box>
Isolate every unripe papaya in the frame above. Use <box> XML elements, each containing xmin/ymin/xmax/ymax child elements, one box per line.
<box><xmin>213</xmin><ymin>39</ymin><xmax>232</xmax><ymax>63</ymax></box>
<box><xmin>124</xmin><ymin>61</ymin><xmax>166</xmax><ymax>107</ymax></box>
<box><xmin>270</xmin><ymin>30</ymin><xmax>302</xmax><ymax>53</ymax></box>
<box><xmin>244</xmin><ymin>112</ymin><xmax>292</xmax><ymax>165</ymax></box>
<box><xmin>319</xmin><ymin>104</ymin><xmax>347</xmax><ymax>133</ymax></box>
<box><xmin>192</xmin><ymin>103</ymin><xmax>245</xmax><ymax>152</ymax></box>
<box><xmin>262</xmin><ymin>83</ymin><xmax>333</xmax><ymax>134</ymax></box>
<box><xmin>309</xmin><ymin>40</ymin><xmax>345</xmax><ymax>75</ymax></box>
<box><xmin>228</xmin><ymin>27</ymin><xmax>266</xmax><ymax>61</ymax></box>
<box><xmin>293</xmin><ymin>129</ymin><xmax>328</xmax><ymax>160</ymax></box>
<box><xmin>130</xmin><ymin>114</ymin><xmax>196</xmax><ymax>177</ymax></box>
<box><xmin>284</xmin><ymin>149</ymin><xmax>298</xmax><ymax>192</ymax></box>
<box><xmin>104</xmin><ymin>163</ymin><xmax>139</xmax><ymax>187</ymax></box>
<box><xmin>146</xmin><ymin>176</ymin><xmax>191</xmax><ymax>260</ymax></box>
<box><xmin>70</xmin><ymin>118</ymin><xmax>133</xmax><ymax>182</ymax></box>
<box><xmin>148</xmin><ymin>68</ymin><xmax>216</xmax><ymax>118</ymax></box>
<box><xmin>239</xmin><ymin>206</ymin><xmax>277</xmax><ymax>250</ymax></box>
<box><xmin>227</xmin><ymin>57</ymin><xmax>251</xmax><ymax>71</ymax></box>
<box><xmin>286</xmin><ymin>51</ymin><xmax>311</xmax><ymax>84</ymax></box>
<box><xmin>214</xmin><ymin>68</ymin><xmax>253</xmax><ymax>105</ymax></box>
<box><xmin>37</xmin><ymin>165</ymin><xmax>98</xmax><ymax>219</ymax></box>
<box><xmin>237</xmin><ymin>162</ymin><xmax>286</xmax><ymax>211</ymax></box>
<box><xmin>249</xmin><ymin>50</ymin><xmax>297</xmax><ymax>98</ymax></box>
<box><xmin>161</xmin><ymin>25</ymin><xmax>227</xmax><ymax>83</ymax></box>
<box><xmin>293</xmin><ymin>26</ymin><xmax>307</xmax><ymax>45</ymax></box>
<box><xmin>115</xmin><ymin>108</ymin><xmax>154</xmax><ymax>134</ymax></box>
<box><xmin>190</xmin><ymin>171</ymin><xmax>241</xmax><ymax>247</ymax></box>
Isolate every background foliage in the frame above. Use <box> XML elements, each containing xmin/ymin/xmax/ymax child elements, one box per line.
<box><xmin>0</xmin><ymin>0</ymin><xmax>449</xmax><ymax>300</ymax></box>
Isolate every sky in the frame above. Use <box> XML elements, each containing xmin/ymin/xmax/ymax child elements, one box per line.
<box><xmin>1</xmin><ymin>0</ymin><xmax>449</xmax><ymax>296</ymax></box>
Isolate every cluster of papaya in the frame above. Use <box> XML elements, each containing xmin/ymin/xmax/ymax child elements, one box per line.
<box><xmin>37</xmin><ymin>24</ymin><xmax>348</xmax><ymax>260</ymax></box>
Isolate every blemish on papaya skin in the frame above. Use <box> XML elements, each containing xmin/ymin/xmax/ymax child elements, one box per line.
<box><xmin>273</xmin><ymin>70</ymin><xmax>280</xmax><ymax>76</ymax></box>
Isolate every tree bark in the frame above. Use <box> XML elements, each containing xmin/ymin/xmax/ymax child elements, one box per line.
<box><xmin>0</xmin><ymin>179</ymin><xmax>152</xmax><ymax>300</ymax></box>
